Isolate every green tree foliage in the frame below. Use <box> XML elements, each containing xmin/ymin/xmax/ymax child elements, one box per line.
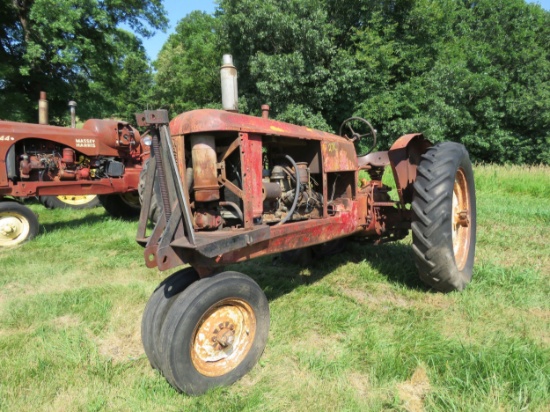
<box><xmin>215</xmin><ymin>0</ymin><xmax>549</xmax><ymax>163</ymax></box>
<box><xmin>2</xmin><ymin>0</ymin><xmax>548</xmax><ymax>163</ymax></box>
<box><xmin>352</xmin><ymin>0</ymin><xmax>550</xmax><ymax>163</ymax></box>
<box><xmin>114</xmin><ymin>42</ymin><xmax>154</xmax><ymax>122</ymax></box>
<box><xmin>219</xmin><ymin>0</ymin><xmax>351</xmax><ymax>131</ymax></box>
<box><xmin>0</xmin><ymin>0</ymin><xmax>166</xmax><ymax>123</ymax></box>
<box><xmin>153</xmin><ymin>11</ymin><xmax>223</xmax><ymax>114</ymax></box>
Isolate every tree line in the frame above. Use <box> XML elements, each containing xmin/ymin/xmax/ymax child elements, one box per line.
<box><xmin>1</xmin><ymin>0</ymin><xmax>549</xmax><ymax>164</ymax></box>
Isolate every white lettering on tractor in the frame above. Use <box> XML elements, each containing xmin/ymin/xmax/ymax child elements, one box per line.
<box><xmin>0</xmin><ymin>135</ymin><xmax>15</xmax><ymax>141</ymax></box>
<box><xmin>75</xmin><ymin>138</ymin><xmax>96</xmax><ymax>148</ymax></box>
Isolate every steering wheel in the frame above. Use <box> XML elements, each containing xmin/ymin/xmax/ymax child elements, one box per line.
<box><xmin>339</xmin><ymin>117</ymin><xmax>377</xmax><ymax>156</ymax></box>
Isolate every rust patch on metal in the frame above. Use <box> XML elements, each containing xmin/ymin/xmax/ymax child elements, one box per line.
<box><xmin>321</xmin><ymin>141</ymin><xmax>357</xmax><ymax>172</ymax></box>
<box><xmin>388</xmin><ymin>134</ymin><xmax>431</xmax><ymax>206</ymax></box>
<box><xmin>191</xmin><ymin>298</ymin><xmax>256</xmax><ymax>377</ymax></box>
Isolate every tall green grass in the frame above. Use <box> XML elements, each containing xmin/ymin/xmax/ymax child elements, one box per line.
<box><xmin>0</xmin><ymin>165</ymin><xmax>548</xmax><ymax>411</ymax></box>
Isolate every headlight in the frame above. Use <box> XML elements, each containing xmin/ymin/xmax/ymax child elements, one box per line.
<box><xmin>142</xmin><ymin>136</ymin><xmax>152</xmax><ymax>146</ymax></box>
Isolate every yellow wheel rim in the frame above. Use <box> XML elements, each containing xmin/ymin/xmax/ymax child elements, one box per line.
<box><xmin>191</xmin><ymin>298</ymin><xmax>256</xmax><ymax>377</ymax></box>
<box><xmin>56</xmin><ymin>195</ymin><xmax>97</xmax><ymax>206</ymax></box>
<box><xmin>0</xmin><ymin>211</ymin><xmax>30</xmax><ymax>247</ymax></box>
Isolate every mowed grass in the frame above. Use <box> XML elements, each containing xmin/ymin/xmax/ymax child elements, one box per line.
<box><xmin>0</xmin><ymin>165</ymin><xmax>548</xmax><ymax>412</ymax></box>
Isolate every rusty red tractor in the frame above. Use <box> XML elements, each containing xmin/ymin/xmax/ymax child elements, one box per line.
<box><xmin>136</xmin><ymin>55</ymin><xmax>476</xmax><ymax>395</ymax></box>
<box><xmin>0</xmin><ymin>118</ymin><xmax>149</xmax><ymax>246</ymax></box>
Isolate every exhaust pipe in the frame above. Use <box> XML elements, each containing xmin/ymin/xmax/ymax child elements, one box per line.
<box><xmin>38</xmin><ymin>91</ymin><xmax>48</xmax><ymax>125</ymax></box>
<box><xmin>68</xmin><ymin>100</ymin><xmax>77</xmax><ymax>128</ymax></box>
<box><xmin>220</xmin><ymin>54</ymin><xmax>238</xmax><ymax>112</ymax></box>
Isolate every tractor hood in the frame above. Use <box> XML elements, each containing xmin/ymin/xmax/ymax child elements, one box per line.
<box><xmin>170</xmin><ymin>109</ymin><xmax>344</xmax><ymax>143</ymax></box>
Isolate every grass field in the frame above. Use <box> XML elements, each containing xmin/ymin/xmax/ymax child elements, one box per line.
<box><xmin>0</xmin><ymin>165</ymin><xmax>548</xmax><ymax>411</ymax></box>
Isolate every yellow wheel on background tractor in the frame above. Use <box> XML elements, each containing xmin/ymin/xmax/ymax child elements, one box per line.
<box><xmin>0</xmin><ymin>201</ymin><xmax>39</xmax><ymax>247</ymax></box>
<box><xmin>39</xmin><ymin>194</ymin><xmax>100</xmax><ymax>209</ymax></box>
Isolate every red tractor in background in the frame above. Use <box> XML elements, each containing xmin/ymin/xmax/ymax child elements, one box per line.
<box><xmin>0</xmin><ymin>116</ymin><xmax>149</xmax><ymax>246</ymax></box>
<box><xmin>136</xmin><ymin>55</ymin><xmax>476</xmax><ymax>395</ymax></box>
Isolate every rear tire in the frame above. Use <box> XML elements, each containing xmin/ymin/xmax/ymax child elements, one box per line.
<box><xmin>98</xmin><ymin>192</ymin><xmax>141</xmax><ymax>219</ymax></box>
<box><xmin>411</xmin><ymin>142</ymin><xmax>476</xmax><ymax>292</ymax></box>
<box><xmin>159</xmin><ymin>271</ymin><xmax>270</xmax><ymax>395</ymax></box>
<box><xmin>141</xmin><ymin>267</ymin><xmax>199</xmax><ymax>370</ymax></box>
<box><xmin>0</xmin><ymin>201</ymin><xmax>39</xmax><ymax>247</ymax></box>
<box><xmin>39</xmin><ymin>195</ymin><xmax>100</xmax><ymax>210</ymax></box>
<box><xmin>138</xmin><ymin>158</ymin><xmax>162</xmax><ymax>224</ymax></box>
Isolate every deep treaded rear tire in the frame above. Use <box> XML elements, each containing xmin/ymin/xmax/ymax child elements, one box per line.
<box><xmin>411</xmin><ymin>142</ymin><xmax>476</xmax><ymax>292</ymax></box>
<box><xmin>138</xmin><ymin>158</ymin><xmax>162</xmax><ymax>224</ymax></box>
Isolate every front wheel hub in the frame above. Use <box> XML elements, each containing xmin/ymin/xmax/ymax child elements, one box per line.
<box><xmin>191</xmin><ymin>298</ymin><xmax>256</xmax><ymax>377</ymax></box>
<box><xmin>0</xmin><ymin>213</ymin><xmax>30</xmax><ymax>246</ymax></box>
<box><xmin>1</xmin><ymin>221</ymin><xmax>17</xmax><ymax>236</ymax></box>
<box><xmin>212</xmin><ymin>322</ymin><xmax>236</xmax><ymax>349</ymax></box>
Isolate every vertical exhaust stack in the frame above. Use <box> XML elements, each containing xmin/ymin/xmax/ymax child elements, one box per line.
<box><xmin>38</xmin><ymin>91</ymin><xmax>48</xmax><ymax>125</ymax></box>
<box><xmin>220</xmin><ymin>54</ymin><xmax>238</xmax><ymax>112</ymax></box>
<box><xmin>68</xmin><ymin>101</ymin><xmax>77</xmax><ymax>128</ymax></box>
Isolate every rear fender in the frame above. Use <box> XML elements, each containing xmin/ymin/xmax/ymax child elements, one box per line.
<box><xmin>388</xmin><ymin>133</ymin><xmax>432</xmax><ymax>206</ymax></box>
<box><xmin>0</xmin><ymin>142</ymin><xmax>16</xmax><ymax>188</ymax></box>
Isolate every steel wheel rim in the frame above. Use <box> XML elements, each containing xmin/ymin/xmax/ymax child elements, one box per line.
<box><xmin>451</xmin><ymin>168</ymin><xmax>471</xmax><ymax>270</ymax></box>
<box><xmin>56</xmin><ymin>195</ymin><xmax>97</xmax><ymax>206</ymax></box>
<box><xmin>0</xmin><ymin>211</ymin><xmax>30</xmax><ymax>246</ymax></box>
<box><xmin>191</xmin><ymin>298</ymin><xmax>256</xmax><ymax>377</ymax></box>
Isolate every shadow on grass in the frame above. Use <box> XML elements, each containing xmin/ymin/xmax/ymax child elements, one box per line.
<box><xmin>231</xmin><ymin>240</ymin><xmax>426</xmax><ymax>302</ymax></box>
<box><xmin>39</xmin><ymin>210</ymin><xmax>141</xmax><ymax>235</ymax></box>
<box><xmin>348</xmin><ymin>241</ymin><xmax>426</xmax><ymax>290</ymax></box>
<box><xmin>34</xmin><ymin>197</ymin><xmax>425</xmax><ymax>300</ymax></box>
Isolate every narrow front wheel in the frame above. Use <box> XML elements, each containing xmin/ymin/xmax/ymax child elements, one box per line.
<box><xmin>159</xmin><ymin>271</ymin><xmax>270</xmax><ymax>395</ymax></box>
<box><xmin>141</xmin><ymin>267</ymin><xmax>199</xmax><ymax>370</ymax></box>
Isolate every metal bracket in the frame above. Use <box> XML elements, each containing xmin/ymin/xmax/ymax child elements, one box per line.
<box><xmin>135</xmin><ymin>110</ymin><xmax>170</xmax><ymax>127</ymax></box>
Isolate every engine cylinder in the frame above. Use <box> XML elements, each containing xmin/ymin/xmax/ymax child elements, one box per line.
<box><xmin>191</xmin><ymin>134</ymin><xmax>219</xmax><ymax>202</ymax></box>
<box><xmin>262</xmin><ymin>182</ymin><xmax>282</xmax><ymax>201</ymax></box>
<box><xmin>296</xmin><ymin>162</ymin><xmax>309</xmax><ymax>184</ymax></box>
<box><xmin>62</xmin><ymin>148</ymin><xmax>75</xmax><ymax>165</ymax></box>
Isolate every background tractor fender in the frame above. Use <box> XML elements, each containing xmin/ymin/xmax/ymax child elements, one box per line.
<box><xmin>0</xmin><ymin>139</ymin><xmax>17</xmax><ymax>188</ymax></box>
<box><xmin>388</xmin><ymin>133</ymin><xmax>432</xmax><ymax>206</ymax></box>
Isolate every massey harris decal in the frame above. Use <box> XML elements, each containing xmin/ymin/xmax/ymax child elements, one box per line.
<box><xmin>75</xmin><ymin>138</ymin><xmax>96</xmax><ymax>148</ymax></box>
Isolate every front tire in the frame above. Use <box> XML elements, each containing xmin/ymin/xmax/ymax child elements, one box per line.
<box><xmin>411</xmin><ymin>142</ymin><xmax>476</xmax><ymax>292</ymax></box>
<box><xmin>0</xmin><ymin>201</ymin><xmax>39</xmax><ymax>247</ymax></box>
<box><xmin>159</xmin><ymin>271</ymin><xmax>270</xmax><ymax>395</ymax></box>
<box><xmin>141</xmin><ymin>267</ymin><xmax>199</xmax><ymax>370</ymax></box>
